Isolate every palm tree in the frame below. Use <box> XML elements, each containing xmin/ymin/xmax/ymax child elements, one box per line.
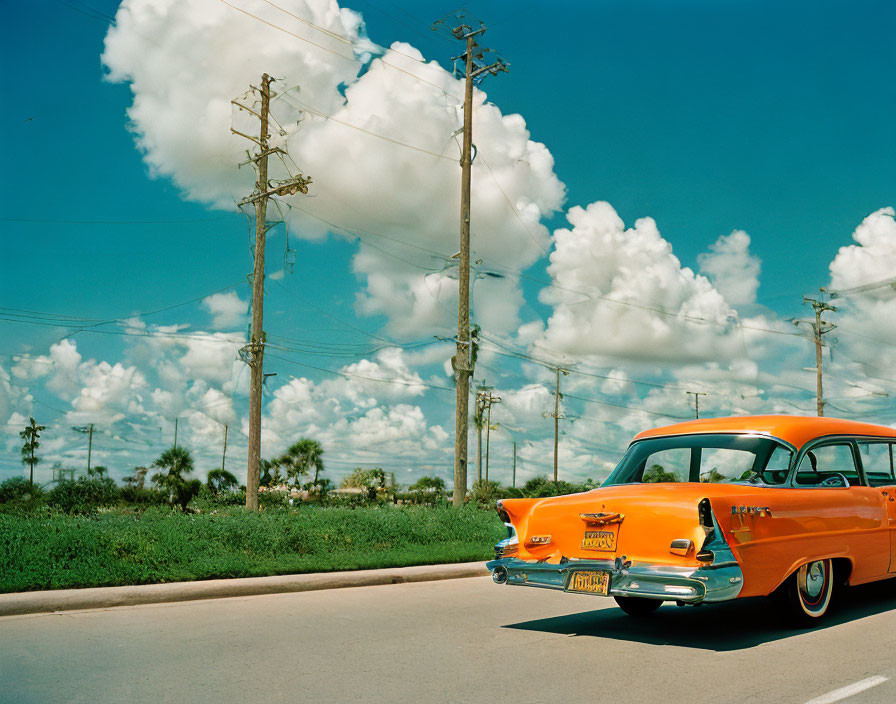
<box><xmin>88</xmin><ymin>465</ymin><xmax>108</xmax><ymax>479</ymax></box>
<box><xmin>154</xmin><ymin>446</ymin><xmax>193</xmax><ymax>481</ymax></box>
<box><xmin>152</xmin><ymin>446</ymin><xmax>197</xmax><ymax>510</ymax></box>
<box><xmin>19</xmin><ymin>417</ymin><xmax>46</xmax><ymax>488</ymax></box>
<box><xmin>207</xmin><ymin>468</ymin><xmax>239</xmax><ymax>494</ymax></box>
<box><xmin>277</xmin><ymin>438</ymin><xmax>325</xmax><ymax>489</ymax></box>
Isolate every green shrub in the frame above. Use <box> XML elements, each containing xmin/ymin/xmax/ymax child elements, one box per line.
<box><xmin>0</xmin><ymin>477</ymin><xmax>46</xmax><ymax>513</ymax></box>
<box><xmin>119</xmin><ymin>486</ymin><xmax>168</xmax><ymax>509</ymax></box>
<box><xmin>46</xmin><ymin>477</ymin><xmax>119</xmax><ymax>515</ymax></box>
<box><xmin>258</xmin><ymin>490</ymin><xmax>289</xmax><ymax>509</ymax></box>
<box><xmin>468</xmin><ymin>479</ymin><xmax>503</xmax><ymax>509</ymax></box>
<box><xmin>520</xmin><ymin>476</ymin><xmax>597</xmax><ymax>498</ymax></box>
<box><xmin>0</xmin><ymin>477</ymin><xmax>44</xmax><ymax>503</ymax></box>
<box><xmin>0</xmin><ymin>505</ymin><xmax>505</xmax><ymax>592</ymax></box>
<box><xmin>326</xmin><ymin>492</ymin><xmax>376</xmax><ymax>509</ymax></box>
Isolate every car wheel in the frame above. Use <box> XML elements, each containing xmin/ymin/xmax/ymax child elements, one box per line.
<box><xmin>783</xmin><ymin>558</ymin><xmax>834</xmax><ymax>626</ymax></box>
<box><xmin>614</xmin><ymin>596</ymin><xmax>662</xmax><ymax>617</ymax></box>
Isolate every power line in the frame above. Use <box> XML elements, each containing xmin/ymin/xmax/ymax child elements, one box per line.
<box><xmin>281</xmin><ymin>96</ymin><xmax>455</xmax><ymax>160</ymax></box>
<box><xmin>0</xmin><ymin>318</ymin><xmax>246</xmax><ymax>344</ymax></box>
<box><xmin>1</xmin><ymin>216</ymin><xmax>228</xmax><ymax>225</ymax></box>
<box><xmin>258</xmin><ymin>0</ymin><xmax>437</xmax><ymax>67</ymax></box>
<box><xmin>476</xmin><ymin>333</ymin><xmax>690</xmax><ymax>391</ymax></box>
<box><xmin>0</xmin><ymin>281</ymin><xmax>247</xmax><ymax>335</ymax></box>
<box><xmin>216</xmin><ymin>0</ymin><xmax>357</xmax><ymax>62</ymax></box>
<box><xmin>826</xmin><ymin>275</ymin><xmax>896</xmax><ymax>299</ymax></box>
<box><xmin>216</xmin><ymin>0</ymin><xmax>451</xmax><ymax>93</ymax></box>
<box><xmin>267</xmin><ymin>353</ymin><xmax>453</xmax><ymax>391</ymax></box>
<box><xmin>561</xmin><ymin>391</ymin><xmax>691</xmax><ymax>420</ymax></box>
<box><xmin>270</xmin><ymin>279</ymin><xmax>393</xmax><ymax>344</ymax></box>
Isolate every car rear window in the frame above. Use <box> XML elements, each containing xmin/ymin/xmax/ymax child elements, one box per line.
<box><xmin>604</xmin><ymin>434</ymin><xmax>792</xmax><ymax>486</ymax></box>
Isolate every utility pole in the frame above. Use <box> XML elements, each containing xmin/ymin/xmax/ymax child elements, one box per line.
<box><xmin>475</xmin><ymin>388</ymin><xmax>486</xmax><ymax>483</ymax></box>
<box><xmin>233</xmin><ymin>73</ymin><xmax>311</xmax><ymax>510</ymax></box>
<box><xmin>795</xmin><ymin>294</ymin><xmax>837</xmax><ymax>416</ymax></box>
<box><xmin>73</xmin><ymin>423</ymin><xmax>94</xmax><ymax>473</ymax></box>
<box><xmin>512</xmin><ymin>440</ymin><xmax>517</xmax><ymax>489</ymax></box>
<box><xmin>484</xmin><ymin>391</ymin><xmax>501</xmax><ymax>483</ymax></box>
<box><xmin>687</xmin><ymin>392</ymin><xmax>707</xmax><ymax>419</ymax></box>
<box><xmin>87</xmin><ymin>423</ymin><xmax>93</xmax><ymax>472</ymax></box>
<box><xmin>173</xmin><ymin>418</ymin><xmax>178</xmax><ymax>448</ymax></box>
<box><xmin>222</xmin><ymin>424</ymin><xmax>229</xmax><ymax>471</ymax></box>
<box><xmin>544</xmin><ymin>368</ymin><xmax>567</xmax><ymax>482</ymax></box>
<box><xmin>438</xmin><ymin>15</ymin><xmax>507</xmax><ymax>508</ymax></box>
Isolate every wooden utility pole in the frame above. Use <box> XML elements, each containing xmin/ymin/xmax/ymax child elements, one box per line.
<box><xmin>233</xmin><ymin>74</ymin><xmax>311</xmax><ymax>510</ymax></box>
<box><xmin>475</xmin><ymin>389</ymin><xmax>485</xmax><ymax>483</ymax></box>
<box><xmin>512</xmin><ymin>440</ymin><xmax>517</xmax><ymax>488</ymax></box>
<box><xmin>173</xmin><ymin>418</ymin><xmax>178</xmax><ymax>448</ymax></box>
<box><xmin>86</xmin><ymin>423</ymin><xmax>93</xmax><ymax>472</ymax></box>
<box><xmin>246</xmin><ymin>72</ymin><xmax>270</xmax><ymax>512</ymax></box>
<box><xmin>222</xmin><ymin>423</ymin><xmax>229</xmax><ymax>471</ymax></box>
<box><xmin>440</xmin><ymin>17</ymin><xmax>507</xmax><ymax>508</ymax></box>
<box><xmin>484</xmin><ymin>391</ymin><xmax>501</xmax><ymax>483</ymax></box>
<box><xmin>796</xmin><ymin>294</ymin><xmax>837</xmax><ymax>417</ymax></box>
<box><xmin>545</xmin><ymin>368</ymin><xmax>567</xmax><ymax>482</ymax></box>
<box><xmin>73</xmin><ymin>423</ymin><xmax>94</xmax><ymax>473</ymax></box>
<box><xmin>687</xmin><ymin>391</ymin><xmax>707</xmax><ymax>419</ymax></box>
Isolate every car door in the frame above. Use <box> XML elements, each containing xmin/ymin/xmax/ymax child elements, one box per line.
<box><xmin>855</xmin><ymin>439</ymin><xmax>896</xmax><ymax>573</ymax></box>
<box><xmin>793</xmin><ymin>439</ymin><xmax>890</xmax><ymax>581</ymax></box>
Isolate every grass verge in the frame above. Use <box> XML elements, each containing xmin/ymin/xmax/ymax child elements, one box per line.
<box><xmin>0</xmin><ymin>505</ymin><xmax>504</xmax><ymax>593</ymax></box>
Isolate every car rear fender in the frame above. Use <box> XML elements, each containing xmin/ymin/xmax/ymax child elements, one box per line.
<box><xmin>707</xmin><ymin>493</ymin><xmax>861</xmax><ymax>597</ymax></box>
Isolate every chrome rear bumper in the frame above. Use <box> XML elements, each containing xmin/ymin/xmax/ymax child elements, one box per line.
<box><xmin>485</xmin><ymin>556</ymin><xmax>744</xmax><ymax>603</ymax></box>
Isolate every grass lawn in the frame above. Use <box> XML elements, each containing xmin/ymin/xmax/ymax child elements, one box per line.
<box><xmin>0</xmin><ymin>505</ymin><xmax>505</xmax><ymax>593</ymax></box>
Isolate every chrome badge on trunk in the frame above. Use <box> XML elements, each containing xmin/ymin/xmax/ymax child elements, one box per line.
<box><xmin>582</xmin><ymin>529</ymin><xmax>617</xmax><ymax>551</ymax></box>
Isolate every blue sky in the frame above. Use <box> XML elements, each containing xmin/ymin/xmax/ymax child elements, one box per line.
<box><xmin>2</xmin><ymin>0</ymin><xmax>895</xmax><ymax>487</ymax></box>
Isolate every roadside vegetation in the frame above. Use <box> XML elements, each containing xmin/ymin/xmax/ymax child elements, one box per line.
<box><xmin>0</xmin><ymin>505</ymin><xmax>505</xmax><ymax>593</ymax></box>
<box><xmin>2</xmin><ymin>421</ymin><xmax>601</xmax><ymax>592</ymax></box>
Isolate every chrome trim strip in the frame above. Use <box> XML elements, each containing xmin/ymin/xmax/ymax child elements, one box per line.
<box><xmin>485</xmin><ymin>556</ymin><xmax>744</xmax><ymax>603</ymax></box>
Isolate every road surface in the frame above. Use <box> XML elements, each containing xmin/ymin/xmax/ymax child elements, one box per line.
<box><xmin>3</xmin><ymin>575</ymin><xmax>896</xmax><ymax>703</ymax></box>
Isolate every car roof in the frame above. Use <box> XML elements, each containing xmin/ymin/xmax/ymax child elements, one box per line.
<box><xmin>632</xmin><ymin>415</ymin><xmax>896</xmax><ymax>450</ymax></box>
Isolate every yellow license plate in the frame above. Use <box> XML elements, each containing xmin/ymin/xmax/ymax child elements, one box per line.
<box><xmin>582</xmin><ymin>529</ymin><xmax>617</xmax><ymax>551</ymax></box>
<box><xmin>567</xmin><ymin>570</ymin><xmax>611</xmax><ymax>595</ymax></box>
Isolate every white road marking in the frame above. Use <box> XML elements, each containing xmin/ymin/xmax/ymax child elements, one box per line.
<box><xmin>804</xmin><ymin>676</ymin><xmax>889</xmax><ymax>704</ymax></box>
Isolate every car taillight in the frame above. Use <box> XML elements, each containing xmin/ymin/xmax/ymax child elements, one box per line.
<box><xmin>495</xmin><ymin>542</ymin><xmax>518</xmax><ymax>559</ymax></box>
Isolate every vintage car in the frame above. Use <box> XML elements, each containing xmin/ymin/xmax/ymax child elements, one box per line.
<box><xmin>486</xmin><ymin>415</ymin><xmax>896</xmax><ymax>625</ymax></box>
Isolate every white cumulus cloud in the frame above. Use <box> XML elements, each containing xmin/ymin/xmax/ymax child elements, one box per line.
<box><xmin>102</xmin><ymin>0</ymin><xmax>565</xmax><ymax>338</ymax></box>
<box><xmin>202</xmin><ymin>291</ymin><xmax>248</xmax><ymax>330</ymax></box>
<box><xmin>698</xmin><ymin>230</ymin><xmax>761</xmax><ymax>306</ymax></box>
<box><xmin>533</xmin><ymin>201</ymin><xmax>742</xmax><ymax>364</ymax></box>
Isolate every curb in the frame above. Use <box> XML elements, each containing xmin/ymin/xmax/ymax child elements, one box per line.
<box><xmin>0</xmin><ymin>561</ymin><xmax>490</xmax><ymax>617</ymax></box>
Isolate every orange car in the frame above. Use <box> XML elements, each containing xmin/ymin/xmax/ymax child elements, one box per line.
<box><xmin>486</xmin><ymin>415</ymin><xmax>896</xmax><ymax>625</ymax></box>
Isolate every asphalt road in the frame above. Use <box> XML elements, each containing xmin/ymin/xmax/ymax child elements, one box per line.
<box><xmin>4</xmin><ymin>576</ymin><xmax>896</xmax><ymax>704</ymax></box>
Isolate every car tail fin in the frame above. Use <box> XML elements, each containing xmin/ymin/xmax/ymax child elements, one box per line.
<box><xmin>496</xmin><ymin>498</ymin><xmax>537</xmax><ymax>527</ymax></box>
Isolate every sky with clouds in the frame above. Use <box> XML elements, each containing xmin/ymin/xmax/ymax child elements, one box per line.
<box><xmin>1</xmin><ymin>0</ymin><xmax>895</xmax><ymax>489</ymax></box>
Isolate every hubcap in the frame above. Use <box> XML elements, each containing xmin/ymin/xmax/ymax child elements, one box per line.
<box><xmin>802</xmin><ymin>561</ymin><xmax>825</xmax><ymax>599</ymax></box>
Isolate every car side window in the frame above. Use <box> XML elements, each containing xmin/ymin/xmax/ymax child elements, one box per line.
<box><xmin>795</xmin><ymin>443</ymin><xmax>859</xmax><ymax>486</ymax></box>
<box><xmin>857</xmin><ymin>442</ymin><xmax>896</xmax><ymax>487</ymax></box>
<box><xmin>639</xmin><ymin>448</ymin><xmax>690</xmax><ymax>482</ymax></box>
<box><xmin>757</xmin><ymin>444</ymin><xmax>792</xmax><ymax>485</ymax></box>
